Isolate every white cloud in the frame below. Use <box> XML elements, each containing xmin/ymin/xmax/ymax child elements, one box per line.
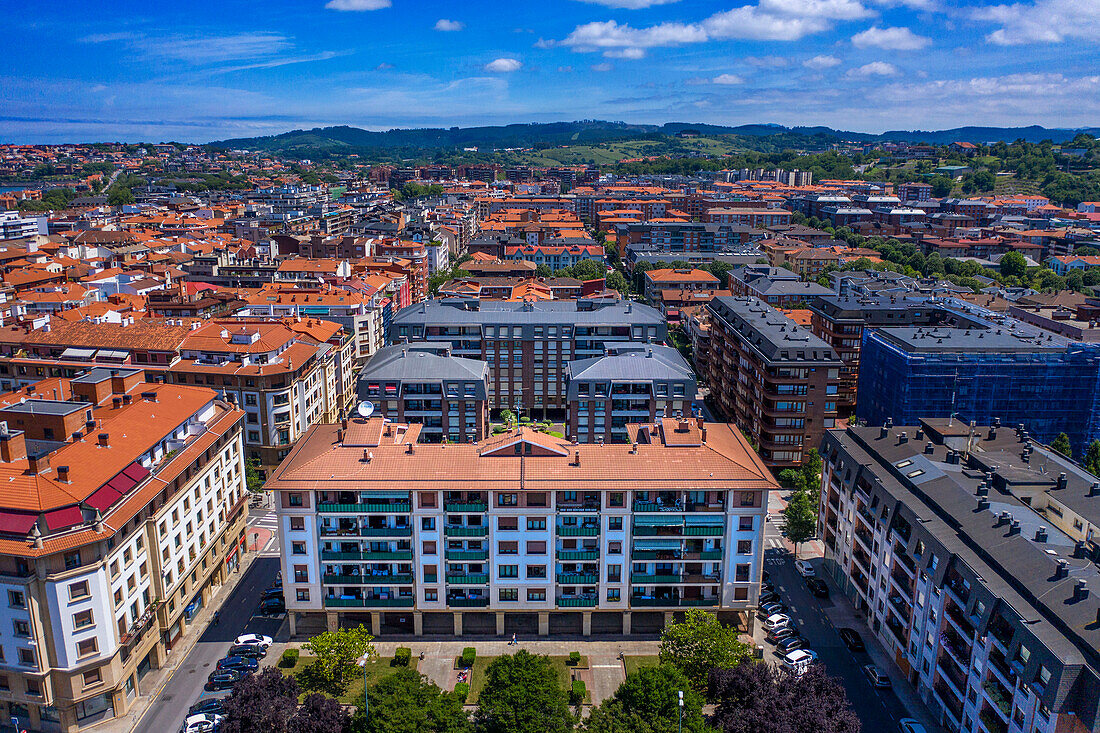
<box><xmin>592</xmin><ymin>62</ymin><xmax>614</xmax><ymax>71</ymax></box>
<box><xmin>562</xmin><ymin>20</ymin><xmax>706</xmax><ymax>50</ymax></box>
<box><xmin>852</xmin><ymin>25</ymin><xmax>931</xmax><ymax>50</ymax></box>
<box><xmin>434</xmin><ymin>19</ymin><xmax>465</xmax><ymax>31</ymax></box>
<box><xmin>575</xmin><ymin>0</ymin><xmax>680</xmax><ymax>7</ymax></box>
<box><xmin>803</xmin><ymin>54</ymin><xmax>842</xmax><ymax>69</ymax></box>
<box><xmin>713</xmin><ymin>73</ymin><xmax>744</xmax><ymax>84</ymax></box>
<box><xmin>484</xmin><ymin>58</ymin><xmax>522</xmax><ymax>72</ymax></box>
<box><xmin>845</xmin><ymin>61</ymin><xmax>899</xmax><ymax>78</ymax></box>
<box><xmin>324</xmin><ymin>0</ymin><xmax>391</xmax><ymax>9</ymax></box>
<box><xmin>604</xmin><ymin>47</ymin><xmax>647</xmax><ymax>58</ymax></box>
<box><xmin>974</xmin><ymin>0</ymin><xmax>1100</xmax><ymax>45</ymax></box>
<box><xmin>868</xmin><ymin>0</ymin><xmax>938</xmax><ymax>8</ymax></box>
<box><xmin>744</xmin><ymin>55</ymin><xmax>791</xmax><ymax>67</ymax></box>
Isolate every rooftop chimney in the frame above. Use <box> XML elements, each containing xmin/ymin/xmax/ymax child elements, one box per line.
<box><xmin>1090</xmin><ymin>482</ymin><xmax>1100</xmax><ymax>497</ymax></box>
<box><xmin>1035</xmin><ymin>526</ymin><xmax>1048</xmax><ymax>543</ymax></box>
<box><xmin>977</xmin><ymin>497</ymin><xmax>990</xmax><ymax>511</ymax></box>
<box><xmin>1074</xmin><ymin>541</ymin><xmax>1088</xmax><ymax>558</ymax></box>
<box><xmin>57</xmin><ymin>465</ymin><xmax>70</xmax><ymax>483</ymax></box>
<box><xmin>1074</xmin><ymin>579</ymin><xmax>1089</xmax><ymax>602</ymax></box>
<box><xmin>1009</xmin><ymin>519</ymin><xmax>1021</xmax><ymax>535</ymax></box>
<box><xmin>1058</xmin><ymin>473</ymin><xmax>1068</xmax><ymax>490</ymax></box>
<box><xmin>98</xmin><ymin>433</ymin><xmax>109</xmax><ymax>447</ymax></box>
<box><xmin>574</xmin><ymin>450</ymin><xmax>580</xmax><ymax>466</ymax></box>
<box><xmin>1055</xmin><ymin>559</ymin><xmax>1069</xmax><ymax>579</ymax></box>
<box><xmin>925</xmin><ymin>442</ymin><xmax>934</xmax><ymax>454</ymax></box>
<box><xmin>898</xmin><ymin>432</ymin><xmax>908</xmax><ymax>445</ymax></box>
<box><xmin>27</xmin><ymin>452</ymin><xmax>49</xmax><ymax>475</ymax></box>
<box><xmin>0</xmin><ymin>430</ymin><xmax>26</xmax><ymax>463</ymax></box>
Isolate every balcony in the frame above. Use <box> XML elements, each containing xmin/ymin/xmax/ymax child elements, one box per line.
<box><xmin>556</xmin><ymin>525</ymin><xmax>600</xmax><ymax>537</ymax></box>
<box><xmin>557</xmin><ymin>550</ymin><xmax>599</xmax><ymax>561</ymax></box>
<box><xmin>631</xmin><ymin>596</ymin><xmax>682</xmax><ymax>607</ymax></box>
<box><xmin>119</xmin><ymin>600</ymin><xmax>160</xmax><ymax>647</ymax></box>
<box><xmin>557</xmin><ymin>573</ymin><xmax>599</xmax><ymax>584</ymax></box>
<box><xmin>320</xmin><ymin>550</ymin><xmax>413</xmax><ymax>561</ymax></box>
<box><xmin>937</xmin><ymin>656</ymin><xmax>968</xmax><ymax>698</ymax></box>
<box><xmin>557</xmin><ymin>596</ymin><xmax>598</xmax><ymax>608</ymax></box>
<box><xmin>632</xmin><ymin>550</ymin><xmax>682</xmax><ymax>561</ymax></box>
<box><xmin>446</xmin><ymin>573</ymin><xmax>490</xmax><ymax>584</ymax></box>
<box><xmin>558</xmin><ymin>502</ymin><xmax>601</xmax><ymax>513</ymax></box>
<box><xmin>634</xmin><ymin>500</ymin><xmax>683</xmax><ymax>512</ymax></box>
<box><xmin>323</xmin><ymin>574</ymin><xmax>414</xmax><ymax>585</ymax></box>
<box><xmin>685</xmin><ymin>550</ymin><xmax>723</xmax><ymax>561</ymax></box>
<box><xmin>320</xmin><ymin>526</ymin><xmax>412</xmax><ymax>538</ymax></box>
<box><xmin>932</xmin><ymin>680</ymin><xmax>965</xmax><ymax>725</ymax></box>
<box><xmin>853</xmin><ymin>526</ymin><xmax>873</xmax><ymax>552</ymax></box>
<box><xmin>448</xmin><ymin>597</ymin><xmax>490</xmax><ymax>607</ymax></box>
<box><xmin>444</xmin><ymin>526</ymin><xmax>489</xmax><ymax>537</ymax></box>
<box><xmin>632</xmin><ymin>573</ymin><xmax>681</xmax><ymax>583</ymax></box>
<box><xmin>324</xmin><ymin>597</ymin><xmax>415</xmax><ymax>608</ymax></box>
<box><xmin>684</xmin><ymin>526</ymin><xmax>723</xmax><ymax>537</ymax></box>
<box><xmin>681</xmin><ymin>597</ymin><xmax>720</xmax><ymax>606</ymax></box>
<box><xmin>445</xmin><ymin>502</ymin><xmax>488</xmax><ymax>512</ymax></box>
<box><xmin>318</xmin><ymin>502</ymin><xmax>412</xmax><ymax>513</ymax></box>
<box><xmin>979</xmin><ymin>709</ymin><xmax>1008</xmax><ymax>733</ymax></box>
<box><xmin>445</xmin><ymin>549</ymin><xmax>489</xmax><ymax>561</ymax></box>
<box><xmin>982</xmin><ymin>678</ymin><xmax>1012</xmax><ymax>719</ymax></box>
<box><xmin>632</xmin><ymin>525</ymin><xmax>685</xmax><ymax>537</ymax></box>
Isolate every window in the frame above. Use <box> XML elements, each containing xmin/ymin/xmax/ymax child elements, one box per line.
<box><xmin>288</xmin><ymin>493</ymin><xmax>303</xmax><ymax>507</ymax></box>
<box><xmin>83</xmin><ymin>669</ymin><xmax>102</xmax><ymax>687</ymax></box>
<box><xmin>423</xmin><ymin>541</ymin><xmax>437</xmax><ymax>554</ymax></box>
<box><xmin>290</xmin><ymin>517</ymin><xmax>305</xmax><ymax>531</ymax></box>
<box><xmin>737</xmin><ymin>540</ymin><xmax>752</xmax><ymax>554</ymax></box>
<box><xmin>499</xmin><ymin>588</ymin><xmax>518</xmax><ymax>601</ymax></box>
<box><xmin>498</xmin><ymin>517</ymin><xmax>518</xmax><ymax>531</ymax></box>
<box><xmin>421</xmin><ymin>517</ymin><xmax>436</xmax><ymax>531</ymax></box>
<box><xmin>526</xmin><ymin>565</ymin><xmax>547</xmax><ymax>579</ymax></box>
<box><xmin>739</xmin><ymin>516</ymin><xmax>754</xmax><ymax>531</ymax></box>
<box><xmin>64</xmin><ymin>551</ymin><xmax>81</xmax><ymax>570</ymax></box>
<box><xmin>293</xmin><ymin>565</ymin><xmax>308</xmax><ymax>583</ymax></box>
<box><xmin>608</xmin><ymin>517</ymin><xmax>623</xmax><ymax>531</ymax></box>
<box><xmin>12</xmin><ymin>620</ymin><xmax>29</xmax><ymax>637</ymax></box>
<box><xmin>291</xmin><ymin>542</ymin><xmax>307</xmax><ymax>555</ymax></box>
<box><xmin>607</xmin><ymin>588</ymin><xmax>620</xmax><ymax>601</ymax></box>
<box><xmin>498</xmin><ymin>541</ymin><xmax>518</xmax><ymax>555</ymax></box>
<box><xmin>296</xmin><ymin>589</ymin><xmax>310</xmax><ymax>602</ymax></box>
<box><xmin>526</xmin><ymin>518</ymin><xmax>546</xmax><ymax>530</ymax></box>
<box><xmin>526</xmin><ymin>541</ymin><xmax>546</xmax><ymax>554</ymax></box>
<box><xmin>18</xmin><ymin>648</ymin><xmax>34</xmax><ymax>666</ymax></box>
<box><xmin>736</xmin><ymin>564</ymin><xmax>750</xmax><ymax>582</ymax></box>
<box><xmin>739</xmin><ymin>492</ymin><xmax>756</xmax><ymax>507</ymax></box>
<box><xmin>527</xmin><ymin>589</ymin><xmax>546</xmax><ymax>602</ymax></box>
<box><xmin>69</xmin><ymin>581</ymin><xmax>90</xmax><ymax>601</ymax></box>
<box><xmin>77</xmin><ymin>638</ymin><xmax>98</xmax><ymax>658</ymax></box>
<box><xmin>73</xmin><ymin>610</ymin><xmax>94</xmax><ymax>630</ymax></box>
<box><xmin>7</xmin><ymin>590</ymin><xmax>24</xmax><ymax>608</ymax></box>
<box><xmin>498</xmin><ymin>493</ymin><xmax>518</xmax><ymax>506</ymax></box>
<box><xmin>607</xmin><ymin>565</ymin><xmax>621</xmax><ymax>582</ymax></box>
<box><xmin>498</xmin><ymin>565</ymin><xmax>518</xmax><ymax>578</ymax></box>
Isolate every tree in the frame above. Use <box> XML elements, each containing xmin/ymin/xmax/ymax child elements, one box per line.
<box><xmin>709</xmin><ymin>662</ymin><xmax>860</xmax><ymax>733</ymax></box>
<box><xmin>801</xmin><ymin>448</ymin><xmax>823</xmax><ymax>496</ymax></box>
<box><xmin>245</xmin><ymin>457</ymin><xmax>264</xmax><ymax>493</ymax></box>
<box><xmin>107</xmin><ymin>187</ymin><xmax>135</xmax><ymax>206</ymax></box>
<box><xmin>301</xmin><ymin>624</ymin><xmax>376</xmax><ymax>696</ymax></box>
<box><xmin>658</xmin><ymin>609</ymin><xmax>750</xmax><ymax>691</ymax></box>
<box><xmin>499</xmin><ymin>409</ymin><xmax>516</xmax><ymax>426</ymax></box>
<box><xmin>583</xmin><ymin>664</ymin><xmax>706</xmax><ymax>733</ymax></box>
<box><xmin>571</xmin><ymin>259</ymin><xmax>605</xmax><ymax>282</ymax></box>
<box><xmin>352</xmin><ymin>668</ymin><xmax>470</xmax><ymax>733</ymax></box>
<box><xmin>473</xmin><ymin>650</ymin><xmax>574</xmax><ymax>733</ymax></box>
<box><xmin>929</xmin><ymin>175</ymin><xmax>954</xmax><ymax>197</ymax></box>
<box><xmin>605</xmin><ymin>270</ymin><xmax>629</xmax><ymax>293</ymax></box>
<box><xmin>999</xmin><ymin>251</ymin><xmax>1028</xmax><ymax>279</ymax></box>
<box><xmin>221</xmin><ymin>668</ymin><xmax>301</xmax><ymax>733</ymax></box>
<box><xmin>782</xmin><ymin>490</ymin><xmax>818</xmax><ymax>558</ymax></box>
<box><xmin>535</xmin><ymin>264</ymin><xmax>553</xmax><ymax>278</ymax></box>
<box><xmin>1086</xmin><ymin>440</ymin><xmax>1100</xmax><ymax>477</ymax></box>
<box><xmin>775</xmin><ymin>469</ymin><xmax>807</xmax><ymax>493</ymax></box>
<box><xmin>1051</xmin><ymin>432</ymin><xmax>1073</xmax><ymax>459</ymax></box>
<box><xmin>290</xmin><ymin>693</ymin><xmax>351</xmax><ymax>733</ymax></box>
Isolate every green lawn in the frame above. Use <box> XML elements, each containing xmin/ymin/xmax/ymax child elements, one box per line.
<box><xmin>279</xmin><ymin>653</ymin><xmax>418</xmax><ymax>704</ymax></box>
<box><xmin>462</xmin><ymin>654</ymin><xmax>588</xmax><ymax>704</ymax></box>
<box><xmin>622</xmin><ymin>654</ymin><xmax>661</xmax><ymax>678</ymax></box>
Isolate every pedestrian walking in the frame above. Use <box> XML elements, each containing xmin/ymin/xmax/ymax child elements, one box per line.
<box><xmin>510</xmin><ymin>633</ymin><xmax>517</xmax><ymax>646</ymax></box>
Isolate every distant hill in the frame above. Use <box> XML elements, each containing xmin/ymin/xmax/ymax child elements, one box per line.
<box><xmin>210</xmin><ymin>120</ymin><xmax>1100</xmax><ymax>158</ymax></box>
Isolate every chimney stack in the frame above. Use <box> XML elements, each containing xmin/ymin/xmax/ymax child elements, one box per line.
<box><xmin>1055</xmin><ymin>559</ymin><xmax>1069</xmax><ymax>579</ymax></box>
<box><xmin>98</xmin><ymin>433</ymin><xmax>109</xmax><ymax>447</ymax></box>
<box><xmin>1035</xmin><ymin>526</ymin><xmax>1048</xmax><ymax>542</ymax></box>
<box><xmin>57</xmin><ymin>465</ymin><xmax>70</xmax><ymax>483</ymax></box>
<box><xmin>1074</xmin><ymin>579</ymin><xmax>1089</xmax><ymax>602</ymax></box>
<box><xmin>574</xmin><ymin>450</ymin><xmax>580</xmax><ymax>466</ymax></box>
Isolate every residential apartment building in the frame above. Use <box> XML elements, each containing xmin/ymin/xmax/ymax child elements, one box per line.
<box><xmin>565</xmin><ymin>344</ymin><xmax>696</xmax><ymax>444</ymax></box>
<box><xmin>388</xmin><ymin>299</ymin><xmax>666</xmax><ymax>419</ymax></box>
<box><xmin>357</xmin><ymin>344</ymin><xmax>490</xmax><ymax>443</ymax></box>
<box><xmin>641</xmin><ymin>269</ymin><xmax>720</xmax><ymax>304</ymax></box>
<box><xmin>0</xmin><ymin>369</ymin><xmax>247</xmax><ymax>732</ymax></box>
<box><xmin>269</xmin><ymin>416</ymin><xmax>774</xmax><ymax>637</ymax></box>
<box><xmin>705</xmin><ymin>296</ymin><xmax>842</xmax><ymax>468</ymax></box>
<box><xmin>819</xmin><ymin>419</ymin><xmax>1100</xmax><ymax>733</ymax></box>
<box><xmin>728</xmin><ymin>265</ymin><xmax>832</xmax><ymax>308</ymax></box>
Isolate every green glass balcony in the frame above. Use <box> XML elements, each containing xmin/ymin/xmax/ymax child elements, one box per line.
<box><xmin>448</xmin><ymin>597</ymin><xmax>490</xmax><ymax>607</ymax></box>
<box><xmin>318</xmin><ymin>502</ymin><xmax>412</xmax><ymax>513</ymax></box>
<box><xmin>320</xmin><ymin>550</ymin><xmax>413</xmax><ymax>561</ymax></box>
<box><xmin>323</xmin><ymin>597</ymin><xmax>414</xmax><ymax>608</ymax></box>
<box><xmin>424</xmin><ymin>574</ymin><xmax>438</xmax><ymax>583</ymax></box>
<box><xmin>446</xmin><ymin>573</ymin><xmax>490</xmax><ymax>584</ymax></box>
<box><xmin>557</xmin><ymin>596</ymin><xmax>598</xmax><ymax>607</ymax></box>
<box><xmin>444</xmin><ymin>502</ymin><xmax>488</xmax><ymax>512</ymax></box>
<box><xmin>556</xmin><ymin>526</ymin><xmax>600</xmax><ymax>536</ymax></box>
<box><xmin>323</xmin><ymin>574</ymin><xmax>413</xmax><ymax>585</ymax></box>
<box><xmin>697</xmin><ymin>550</ymin><xmax>724</xmax><ymax>560</ymax></box>
<box><xmin>631</xmin><ymin>573</ymin><xmax>681</xmax><ymax>583</ymax></box>
<box><xmin>445</xmin><ymin>549</ymin><xmax>489</xmax><ymax>561</ymax></box>
<box><xmin>361</xmin><ymin>526</ymin><xmax>413</xmax><ymax>537</ymax></box>
<box><xmin>681</xmin><ymin>598</ymin><xmax>721</xmax><ymax>607</ymax></box>
<box><xmin>631</xmin><ymin>550</ymin><xmax>682</xmax><ymax>560</ymax></box>
<box><xmin>556</xmin><ymin>573</ymin><xmax>599</xmax><ymax>584</ymax></box>
<box><xmin>557</xmin><ymin>550</ymin><xmax>599</xmax><ymax>561</ymax></box>
<box><xmin>683</xmin><ymin>526</ymin><xmax>723</xmax><ymax>536</ymax></box>
<box><xmin>632</xmin><ymin>526</ymin><xmax>685</xmax><ymax>536</ymax></box>
<box><xmin>444</xmin><ymin>526</ymin><xmax>489</xmax><ymax>537</ymax></box>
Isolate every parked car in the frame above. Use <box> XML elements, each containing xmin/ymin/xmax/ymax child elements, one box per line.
<box><xmin>758</xmin><ymin>602</ymin><xmax>787</xmax><ymax>618</ymax></box>
<box><xmin>898</xmin><ymin>720</ymin><xmax>928</xmax><ymax>733</ymax></box>
<box><xmin>805</xmin><ymin>577</ymin><xmax>830</xmax><ymax>598</ymax></box>
<box><xmin>838</xmin><ymin>627</ymin><xmax>866</xmax><ymax>652</ymax></box>
<box><xmin>234</xmin><ymin>633</ymin><xmax>273</xmax><ymax>649</ymax></box>
<box><xmin>762</xmin><ymin>570</ymin><xmax>770</xmax><ymax>582</ymax></box>
<box><xmin>766</xmin><ymin>626</ymin><xmax>799</xmax><ymax>644</ymax></box>
<box><xmin>761</xmin><ymin>581</ymin><xmax>774</xmax><ymax>593</ymax></box>
<box><xmin>776</xmin><ymin>635</ymin><xmax>809</xmax><ymax>654</ymax></box>
<box><xmin>763</xmin><ymin>613</ymin><xmax>791</xmax><ymax>631</ymax></box>
<box><xmin>206</xmin><ymin>668</ymin><xmax>248</xmax><ymax>691</ymax></box>
<box><xmin>759</xmin><ymin>591</ymin><xmax>780</xmax><ymax>605</ymax></box>
<box><xmin>782</xmin><ymin>649</ymin><xmax>818</xmax><ymax>675</ymax></box>
<box><xmin>795</xmin><ymin>560</ymin><xmax>815</xmax><ymax>577</ymax></box>
<box><xmin>216</xmin><ymin>656</ymin><xmax>259</xmax><ymax>673</ymax></box>
<box><xmin>260</xmin><ymin>587</ymin><xmax>284</xmax><ymax>602</ymax></box>
<box><xmin>181</xmin><ymin>713</ymin><xmax>222</xmax><ymax>733</ymax></box>
<box><xmin>259</xmin><ymin>597</ymin><xmax>286</xmax><ymax>616</ymax></box>
<box><xmin>228</xmin><ymin>644</ymin><xmax>266</xmax><ymax>659</ymax></box>
<box><xmin>862</xmin><ymin>664</ymin><xmax>892</xmax><ymax>688</ymax></box>
<box><xmin>188</xmin><ymin>699</ymin><xmax>226</xmax><ymax>716</ymax></box>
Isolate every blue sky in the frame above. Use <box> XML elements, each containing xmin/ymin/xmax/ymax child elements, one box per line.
<box><xmin>2</xmin><ymin>0</ymin><xmax>1099</xmax><ymax>143</ymax></box>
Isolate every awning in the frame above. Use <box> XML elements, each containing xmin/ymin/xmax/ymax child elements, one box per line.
<box><xmin>120</xmin><ymin>462</ymin><xmax>150</xmax><ymax>488</ymax></box>
<box><xmin>362</xmin><ymin>491</ymin><xmax>410</xmax><ymax>499</ymax></box>
<box><xmin>44</xmin><ymin>506</ymin><xmax>83</xmax><ymax>531</ymax></box>
<box><xmin>684</xmin><ymin>515</ymin><xmax>725</xmax><ymax>525</ymax></box>
<box><xmin>96</xmin><ymin>350</ymin><xmax>129</xmax><ymax>360</ymax></box>
<box><xmin>60</xmin><ymin>347</ymin><xmax>95</xmax><ymax>360</ymax></box>
<box><xmin>0</xmin><ymin>512</ymin><xmax>39</xmax><ymax>535</ymax></box>
<box><xmin>634</xmin><ymin>515</ymin><xmax>684</xmax><ymax>526</ymax></box>
<box><xmin>85</xmin><ymin>486</ymin><xmax>123</xmax><ymax>513</ymax></box>
<box><xmin>632</xmin><ymin>538</ymin><xmax>682</xmax><ymax>549</ymax></box>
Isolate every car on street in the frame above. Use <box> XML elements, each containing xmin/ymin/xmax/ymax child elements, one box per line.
<box><xmin>758</xmin><ymin>602</ymin><xmax>787</xmax><ymax>617</ymax></box>
<box><xmin>766</xmin><ymin>625</ymin><xmax>799</xmax><ymax>644</ymax></box>
<box><xmin>217</xmin><ymin>656</ymin><xmax>259</xmax><ymax>673</ymax></box>
<box><xmin>228</xmin><ymin>643</ymin><xmax>266</xmax><ymax>659</ymax></box>
<box><xmin>763</xmin><ymin>613</ymin><xmax>791</xmax><ymax>630</ymax></box>
<box><xmin>761</xmin><ymin>581</ymin><xmax>774</xmax><ymax>593</ymax></box>
<box><xmin>838</xmin><ymin>627</ymin><xmax>866</xmax><ymax>652</ymax></box>
<box><xmin>776</xmin><ymin>635</ymin><xmax>809</xmax><ymax>654</ymax></box>
<box><xmin>181</xmin><ymin>712</ymin><xmax>223</xmax><ymax>733</ymax></box>
<box><xmin>795</xmin><ymin>560</ymin><xmax>815</xmax><ymax>577</ymax></box>
<box><xmin>862</xmin><ymin>664</ymin><xmax>892</xmax><ymax>688</ymax></box>
<box><xmin>759</xmin><ymin>591</ymin><xmax>780</xmax><ymax>605</ymax></box>
<box><xmin>805</xmin><ymin>577</ymin><xmax>830</xmax><ymax>598</ymax></box>
<box><xmin>206</xmin><ymin>668</ymin><xmax>248</xmax><ymax>691</ymax></box>
<box><xmin>259</xmin><ymin>597</ymin><xmax>285</xmax><ymax>616</ymax></box>
<box><xmin>260</xmin><ymin>587</ymin><xmax>284</xmax><ymax>602</ymax></box>
<box><xmin>782</xmin><ymin>649</ymin><xmax>818</xmax><ymax>675</ymax></box>
<box><xmin>188</xmin><ymin>699</ymin><xmax>226</xmax><ymax>716</ymax></box>
<box><xmin>234</xmin><ymin>633</ymin><xmax>273</xmax><ymax>649</ymax></box>
<box><xmin>898</xmin><ymin>719</ymin><xmax>928</xmax><ymax>733</ymax></box>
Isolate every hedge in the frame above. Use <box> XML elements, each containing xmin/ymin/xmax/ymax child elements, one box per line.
<box><xmin>459</xmin><ymin>647</ymin><xmax>476</xmax><ymax>668</ymax></box>
<box><xmin>394</xmin><ymin>647</ymin><xmax>411</xmax><ymax>667</ymax></box>
<box><xmin>279</xmin><ymin>648</ymin><xmax>299</xmax><ymax>668</ymax></box>
<box><xmin>570</xmin><ymin>679</ymin><xmax>586</xmax><ymax>705</ymax></box>
<box><xmin>454</xmin><ymin>682</ymin><xmax>469</xmax><ymax>702</ymax></box>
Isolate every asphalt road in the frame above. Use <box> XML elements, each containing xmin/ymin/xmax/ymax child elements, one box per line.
<box><xmin>134</xmin><ymin>517</ymin><xmax>284</xmax><ymax>733</ymax></box>
<box><xmin>762</xmin><ymin>515</ymin><xmax>911</xmax><ymax>732</ymax></box>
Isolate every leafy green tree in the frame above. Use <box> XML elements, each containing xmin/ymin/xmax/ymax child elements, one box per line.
<box><xmin>571</xmin><ymin>258</ymin><xmax>605</xmax><ymax>282</ymax></box>
<box><xmin>535</xmin><ymin>264</ymin><xmax>553</xmax><ymax>278</ymax></box>
<box><xmin>1051</xmin><ymin>432</ymin><xmax>1073</xmax><ymax>459</ymax></box>
<box><xmin>606</xmin><ymin>270</ymin><xmax>629</xmax><ymax>293</ymax></box>
<box><xmin>801</xmin><ymin>448</ymin><xmax>823</xmax><ymax>496</ymax></box>
<box><xmin>473</xmin><ymin>650</ymin><xmax>574</xmax><ymax>733</ymax></box>
<box><xmin>583</xmin><ymin>664</ymin><xmax>706</xmax><ymax>733</ymax></box>
<box><xmin>107</xmin><ymin>187</ymin><xmax>135</xmax><ymax>206</ymax></box>
<box><xmin>245</xmin><ymin>458</ymin><xmax>264</xmax><ymax>493</ymax></box>
<box><xmin>499</xmin><ymin>409</ymin><xmax>516</xmax><ymax>426</ymax></box>
<box><xmin>999</xmin><ymin>251</ymin><xmax>1028</xmax><ymax>279</ymax></box>
<box><xmin>351</xmin><ymin>668</ymin><xmax>470</xmax><ymax>733</ymax></box>
<box><xmin>301</xmin><ymin>624</ymin><xmax>376</xmax><ymax>696</ymax></box>
<box><xmin>658</xmin><ymin>609</ymin><xmax>750</xmax><ymax>691</ymax></box>
<box><xmin>929</xmin><ymin>175</ymin><xmax>954</xmax><ymax>197</ymax></box>
<box><xmin>776</xmin><ymin>469</ymin><xmax>807</xmax><ymax>493</ymax></box>
<box><xmin>782</xmin><ymin>490</ymin><xmax>818</xmax><ymax>558</ymax></box>
<box><xmin>1085</xmin><ymin>440</ymin><xmax>1100</xmax><ymax>477</ymax></box>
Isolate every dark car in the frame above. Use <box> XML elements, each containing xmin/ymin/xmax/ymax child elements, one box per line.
<box><xmin>188</xmin><ymin>699</ymin><xmax>226</xmax><ymax>716</ymax></box>
<box><xmin>260</xmin><ymin>587</ymin><xmax>284</xmax><ymax>602</ymax></box>
<box><xmin>761</xmin><ymin>581</ymin><xmax>774</xmax><ymax>594</ymax></box>
<box><xmin>862</xmin><ymin>664</ymin><xmax>892</xmax><ymax>689</ymax></box>
<box><xmin>206</xmin><ymin>669</ymin><xmax>248</xmax><ymax>691</ymax></box>
<box><xmin>777</xmin><ymin>635</ymin><xmax>809</xmax><ymax>654</ymax></box>
<box><xmin>806</xmin><ymin>578</ymin><xmax>830</xmax><ymax>599</ymax></box>
<box><xmin>217</xmin><ymin>656</ymin><xmax>259</xmax><ymax>673</ymax></box>
<box><xmin>759</xmin><ymin>591</ymin><xmax>780</xmax><ymax>605</ymax></box>
<box><xmin>838</xmin><ymin>627</ymin><xmax>866</xmax><ymax>652</ymax></box>
<box><xmin>228</xmin><ymin>644</ymin><xmax>266</xmax><ymax>659</ymax></box>
<box><xmin>259</xmin><ymin>597</ymin><xmax>285</xmax><ymax>615</ymax></box>
<box><xmin>766</xmin><ymin>626</ymin><xmax>799</xmax><ymax>644</ymax></box>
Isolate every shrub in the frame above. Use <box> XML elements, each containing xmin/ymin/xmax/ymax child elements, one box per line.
<box><xmin>460</xmin><ymin>647</ymin><xmax>476</xmax><ymax>668</ymax></box>
<box><xmin>570</xmin><ymin>679</ymin><xmax>586</xmax><ymax>705</ymax></box>
<box><xmin>568</xmin><ymin>651</ymin><xmax>581</xmax><ymax>666</ymax></box>
<box><xmin>394</xmin><ymin>647</ymin><xmax>411</xmax><ymax>667</ymax></box>
<box><xmin>279</xmin><ymin>648</ymin><xmax>299</xmax><ymax>668</ymax></box>
<box><xmin>454</xmin><ymin>681</ymin><xmax>469</xmax><ymax>702</ymax></box>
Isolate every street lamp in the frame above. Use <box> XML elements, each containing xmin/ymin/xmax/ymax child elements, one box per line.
<box><xmin>357</xmin><ymin>654</ymin><xmax>370</xmax><ymax>723</ymax></box>
<box><xmin>678</xmin><ymin>690</ymin><xmax>683</xmax><ymax>733</ymax></box>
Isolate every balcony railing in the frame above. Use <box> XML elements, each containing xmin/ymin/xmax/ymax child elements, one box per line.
<box><xmin>446</xmin><ymin>573</ymin><xmax>490</xmax><ymax>584</ymax></box>
<box><xmin>630</xmin><ymin>596</ymin><xmax>682</xmax><ymax>607</ymax></box>
<box><xmin>557</xmin><ymin>550</ymin><xmax>599</xmax><ymax>561</ymax></box>
<box><xmin>444</xmin><ymin>526</ymin><xmax>489</xmax><ymax>537</ymax></box>
<box><xmin>633</xmin><ymin>501</ymin><xmax>683</xmax><ymax>512</ymax></box>
<box><xmin>323</xmin><ymin>597</ymin><xmax>415</xmax><ymax>608</ymax></box>
<box><xmin>684</xmin><ymin>526</ymin><xmax>722</xmax><ymax>536</ymax></box>
<box><xmin>632</xmin><ymin>525</ymin><xmax>684</xmax><ymax>536</ymax></box>
<box><xmin>557</xmin><ymin>596</ymin><xmax>598</xmax><ymax>607</ymax></box>
<box><xmin>320</xmin><ymin>550</ymin><xmax>413</xmax><ymax>561</ymax></box>
<box><xmin>557</xmin><ymin>573</ymin><xmax>598</xmax><ymax>584</ymax></box>
<box><xmin>445</xmin><ymin>549</ymin><xmax>489</xmax><ymax>561</ymax></box>
<box><xmin>447</xmin><ymin>597</ymin><xmax>490</xmax><ymax>607</ymax></box>
<box><xmin>318</xmin><ymin>502</ymin><xmax>412</xmax><ymax>513</ymax></box>
<box><xmin>320</xmin><ymin>526</ymin><xmax>412</xmax><ymax>537</ymax></box>
<box><xmin>556</xmin><ymin>526</ymin><xmax>600</xmax><ymax>536</ymax></box>
<box><xmin>444</xmin><ymin>502</ymin><xmax>487</xmax><ymax>512</ymax></box>
<box><xmin>631</xmin><ymin>573</ymin><xmax>681</xmax><ymax>583</ymax></box>
<box><xmin>982</xmin><ymin>679</ymin><xmax>1012</xmax><ymax>718</ymax></box>
<box><xmin>323</xmin><ymin>574</ymin><xmax>414</xmax><ymax>585</ymax></box>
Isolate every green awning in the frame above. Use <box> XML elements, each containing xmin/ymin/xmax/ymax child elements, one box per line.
<box><xmin>632</xmin><ymin>538</ymin><xmax>683</xmax><ymax>549</ymax></box>
<box><xmin>362</xmin><ymin>491</ymin><xmax>410</xmax><ymax>499</ymax></box>
<box><xmin>634</xmin><ymin>515</ymin><xmax>684</xmax><ymax>526</ymax></box>
<box><xmin>684</xmin><ymin>515</ymin><xmax>725</xmax><ymax>525</ymax></box>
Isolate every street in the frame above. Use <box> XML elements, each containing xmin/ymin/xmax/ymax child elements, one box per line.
<box><xmin>761</xmin><ymin>506</ymin><xmax>919</xmax><ymax>732</ymax></box>
<box><xmin>132</xmin><ymin>509</ymin><xmax>285</xmax><ymax>733</ymax></box>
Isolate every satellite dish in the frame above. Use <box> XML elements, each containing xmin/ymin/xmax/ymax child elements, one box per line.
<box><xmin>356</xmin><ymin>401</ymin><xmax>375</xmax><ymax>418</ymax></box>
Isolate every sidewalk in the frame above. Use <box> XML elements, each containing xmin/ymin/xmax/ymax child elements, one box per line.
<box><xmin>90</xmin><ymin>548</ymin><xmax>261</xmax><ymax>733</ymax></box>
